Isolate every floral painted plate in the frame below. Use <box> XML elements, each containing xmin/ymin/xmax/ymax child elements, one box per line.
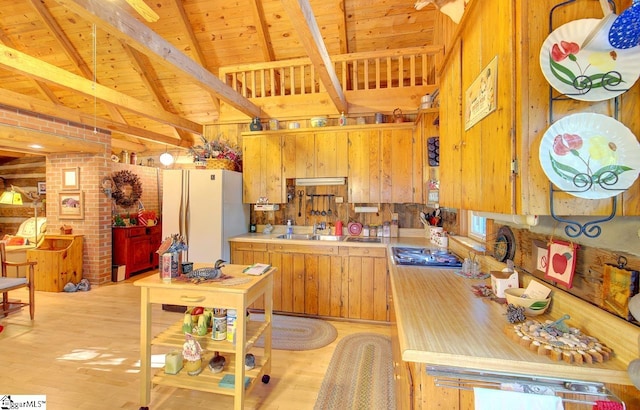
<box><xmin>539</xmin><ymin>113</ymin><xmax>640</xmax><ymax>199</ymax></box>
<box><xmin>539</xmin><ymin>18</ymin><xmax>640</xmax><ymax>101</ymax></box>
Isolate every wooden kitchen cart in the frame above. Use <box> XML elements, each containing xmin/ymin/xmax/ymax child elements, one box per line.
<box><xmin>134</xmin><ymin>264</ymin><xmax>275</xmax><ymax>410</ymax></box>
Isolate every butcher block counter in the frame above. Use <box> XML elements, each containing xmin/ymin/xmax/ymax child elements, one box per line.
<box><xmin>389</xmin><ymin>261</ymin><xmax>640</xmax><ymax>408</ymax></box>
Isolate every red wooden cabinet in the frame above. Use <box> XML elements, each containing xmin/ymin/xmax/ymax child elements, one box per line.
<box><xmin>112</xmin><ymin>225</ymin><xmax>162</xmax><ymax>278</ymax></box>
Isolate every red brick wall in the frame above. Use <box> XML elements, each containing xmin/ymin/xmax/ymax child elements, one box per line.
<box><xmin>1</xmin><ymin>106</ymin><xmax>113</xmax><ymax>285</ymax></box>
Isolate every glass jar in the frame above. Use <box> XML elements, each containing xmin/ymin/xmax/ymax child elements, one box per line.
<box><xmin>362</xmin><ymin>225</ymin><xmax>370</xmax><ymax>237</ymax></box>
<box><xmin>370</xmin><ymin>225</ymin><xmax>377</xmax><ymax>237</ymax></box>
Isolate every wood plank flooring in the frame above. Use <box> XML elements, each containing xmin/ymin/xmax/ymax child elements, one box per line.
<box><xmin>0</xmin><ymin>272</ymin><xmax>391</xmax><ymax>409</ymax></box>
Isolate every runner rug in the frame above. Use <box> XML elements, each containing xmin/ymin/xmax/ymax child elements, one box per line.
<box><xmin>251</xmin><ymin>313</ymin><xmax>338</xmax><ymax>351</ymax></box>
<box><xmin>314</xmin><ymin>333</ymin><xmax>396</xmax><ymax>410</ymax></box>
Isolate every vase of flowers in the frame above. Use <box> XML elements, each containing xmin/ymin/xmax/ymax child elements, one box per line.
<box><xmin>189</xmin><ymin>136</ymin><xmax>242</xmax><ymax>172</ymax></box>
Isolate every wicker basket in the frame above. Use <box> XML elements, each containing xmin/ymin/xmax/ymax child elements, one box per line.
<box><xmin>206</xmin><ymin>158</ymin><xmax>236</xmax><ymax>170</ymax></box>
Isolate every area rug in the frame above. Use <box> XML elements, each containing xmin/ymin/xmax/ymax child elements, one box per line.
<box><xmin>251</xmin><ymin>313</ymin><xmax>338</xmax><ymax>351</ymax></box>
<box><xmin>314</xmin><ymin>333</ymin><xmax>395</xmax><ymax>410</ymax></box>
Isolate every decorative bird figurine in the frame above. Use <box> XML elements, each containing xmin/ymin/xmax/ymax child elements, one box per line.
<box><xmin>184</xmin><ymin>259</ymin><xmax>226</xmax><ymax>282</ymax></box>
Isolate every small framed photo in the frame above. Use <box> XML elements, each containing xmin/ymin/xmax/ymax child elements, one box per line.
<box><xmin>62</xmin><ymin>167</ymin><xmax>80</xmax><ymax>190</ymax></box>
<box><xmin>37</xmin><ymin>181</ymin><xmax>46</xmax><ymax>195</ymax></box>
<box><xmin>59</xmin><ymin>191</ymin><xmax>84</xmax><ymax>220</ymax></box>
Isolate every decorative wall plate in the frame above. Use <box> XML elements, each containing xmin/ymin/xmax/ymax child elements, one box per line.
<box><xmin>609</xmin><ymin>1</ymin><xmax>640</xmax><ymax>49</ymax></box>
<box><xmin>539</xmin><ymin>18</ymin><xmax>640</xmax><ymax>101</ymax></box>
<box><xmin>539</xmin><ymin>113</ymin><xmax>640</xmax><ymax>199</ymax></box>
<box><xmin>494</xmin><ymin>226</ymin><xmax>516</xmax><ymax>263</ymax></box>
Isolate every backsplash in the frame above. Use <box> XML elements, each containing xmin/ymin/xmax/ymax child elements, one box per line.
<box><xmin>250</xmin><ymin>180</ymin><xmax>457</xmax><ymax>233</ymax></box>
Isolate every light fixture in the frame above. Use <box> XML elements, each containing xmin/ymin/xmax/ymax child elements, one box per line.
<box><xmin>159</xmin><ymin>147</ymin><xmax>174</xmax><ymax>166</ymax></box>
<box><xmin>295</xmin><ymin>177</ymin><xmax>345</xmax><ymax>186</ymax></box>
<box><xmin>0</xmin><ymin>188</ymin><xmax>23</xmax><ymax>205</ymax></box>
<box><xmin>0</xmin><ymin>185</ymin><xmax>43</xmax><ymax>244</ymax></box>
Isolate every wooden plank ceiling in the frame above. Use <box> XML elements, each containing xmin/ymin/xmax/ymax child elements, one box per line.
<box><xmin>0</xmin><ymin>0</ymin><xmax>440</xmax><ymax>158</ymax></box>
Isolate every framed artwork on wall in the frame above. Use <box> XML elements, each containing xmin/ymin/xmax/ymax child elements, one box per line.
<box><xmin>59</xmin><ymin>191</ymin><xmax>84</xmax><ymax>220</ymax></box>
<box><xmin>62</xmin><ymin>167</ymin><xmax>80</xmax><ymax>190</ymax></box>
<box><xmin>37</xmin><ymin>181</ymin><xmax>46</xmax><ymax>195</ymax></box>
<box><xmin>544</xmin><ymin>239</ymin><xmax>579</xmax><ymax>288</ymax></box>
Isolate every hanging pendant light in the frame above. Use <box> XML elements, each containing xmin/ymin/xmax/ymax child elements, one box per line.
<box><xmin>159</xmin><ymin>146</ymin><xmax>174</xmax><ymax>166</ymax></box>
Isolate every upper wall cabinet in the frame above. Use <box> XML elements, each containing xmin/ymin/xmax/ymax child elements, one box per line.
<box><xmin>242</xmin><ymin>134</ymin><xmax>285</xmax><ymax>204</ymax></box>
<box><xmin>438</xmin><ymin>0</ymin><xmax>640</xmax><ymax>216</ymax></box>
<box><xmin>282</xmin><ymin>131</ymin><xmax>348</xmax><ymax>179</ymax></box>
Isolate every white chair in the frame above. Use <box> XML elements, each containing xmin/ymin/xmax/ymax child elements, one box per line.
<box><xmin>0</xmin><ymin>241</ymin><xmax>37</xmax><ymax>320</ymax></box>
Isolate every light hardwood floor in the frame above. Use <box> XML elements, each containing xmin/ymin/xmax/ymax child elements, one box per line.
<box><xmin>0</xmin><ymin>272</ymin><xmax>391</xmax><ymax>409</ymax></box>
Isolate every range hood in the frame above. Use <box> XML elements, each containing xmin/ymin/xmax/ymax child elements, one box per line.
<box><xmin>295</xmin><ymin>177</ymin><xmax>346</xmax><ymax>186</ymax></box>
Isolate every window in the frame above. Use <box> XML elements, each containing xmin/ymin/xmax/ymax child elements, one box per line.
<box><xmin>468</xmin><ymin>211</ymin><xmax>486</xmax><ymax>242</ymax></box>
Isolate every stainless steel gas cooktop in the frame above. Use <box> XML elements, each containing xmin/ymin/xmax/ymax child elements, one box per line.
<box><xmin>392</xmin><ymin>246</ymin><xmax>462</xmax><ymax>268</ymax></box>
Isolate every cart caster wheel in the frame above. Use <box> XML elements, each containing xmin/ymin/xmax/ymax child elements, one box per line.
<box><xmin>262</xmin><ymin>374</ymin><xmax>270</xmax><ymax>384</ymax></box>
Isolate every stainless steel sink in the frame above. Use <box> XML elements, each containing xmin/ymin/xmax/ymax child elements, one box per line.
<box><xmin>344</xmin><ymin>236</ymin><xmax>382</xmax><ymax>243</ymax></box>
<box><xmin>310</xmin><ymin>235</ymin><xmax>343</xmax><ymax>241</ymax></box>
<box><xmin>276</xmin><ymin>233</ymin><xmax>315</xmax><ymax>240</ymax></box>
<box><xmin>276</xmin><ymin>233</ymin><xmax>343</xmax><ymax>241</ymax></box>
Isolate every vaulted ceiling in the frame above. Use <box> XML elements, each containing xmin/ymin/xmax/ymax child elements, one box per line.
<box><xmin>0</xmin><ymin>0</ymin><xmax>443</xmax><ymax>159</ymax></box>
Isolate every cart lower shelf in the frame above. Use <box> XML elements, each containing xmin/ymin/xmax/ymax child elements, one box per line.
<box><xmin>152</xmin><ymin>351</ymin><xmax>269</xmax><ymax>396</ymax></box>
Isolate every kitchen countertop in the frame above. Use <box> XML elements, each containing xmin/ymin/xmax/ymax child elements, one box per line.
<box><xmin>388</xmin><ymin>261</ymin><xmax>636</xmax><ymax>386</ymax></box>
<box><xmin>229</xmin><ymin>231</ymin><xmax>432</xmax><ymax>248</ymax></box>
<box><xmin>230</xmin><ymin>231</ymin><xmax>637</xmax><ymax>386</ymax></box>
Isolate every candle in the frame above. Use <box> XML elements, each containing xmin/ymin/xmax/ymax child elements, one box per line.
<box><xmin>164</xmin><ymin>350</ymin><xmax>183</xmax><ymax>375</ymax></box>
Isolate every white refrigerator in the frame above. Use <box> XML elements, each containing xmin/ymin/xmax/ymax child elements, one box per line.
<box><xmin>162</xmin><ymin>169</ymin><xmax>249</xmax><ymax>263</ymax></box>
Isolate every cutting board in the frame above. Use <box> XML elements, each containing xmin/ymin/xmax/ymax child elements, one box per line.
<box><xmin>601</xmin><ymin>263</ymin><xmax>639</xmax><ymax>320</ymax></box>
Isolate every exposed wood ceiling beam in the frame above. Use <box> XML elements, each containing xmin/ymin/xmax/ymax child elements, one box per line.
<box><xmin>0</xmin><ymin>88</ymin><xmax>187</xmax><ymax>150</ymax></box>
<box><xmin>28</xmin><ymin>0</ymin><xmax>128</xmax><ymax>125</ymax></box>
<box><xmin>280</xmin><ymin>0</ymin><xmax>348</xmax><ymax>114</ymax></box>
<box><xmin>0</xmin><ymin>25</ymin><xmax>60</xmax><ymax>103</ymax></box>
<box><xmin>0</xmin><ymin>43</ymin><xmax>203</xmax><ymax>135</ymax></box>
<box><xmin>0</xmin><ymin>123</ymin><xmax>104</xmax><ymax>155</ymax></box>
<box><xmin>337</xmin><ymin>0</ymin><xmax>349</xmax><ymax>55</ymax></box>
<box><xmin>250</xmin><ymin>0</ymin><xmax>276</xmax><ymax>62</ymax></box>
<box><xmin>54</xmin><ymin>0</ymin><xmax>262</xmax><ymax>119</ymax></box>
<box><xmin>168</xmin><ymin>0</ymin><xmax>220</xmax><ymax>114</ymax></box>
<box><xmin>120</xmin><ymin>43</ymin><xmax>184</xmax><ymax>141</ymax></box>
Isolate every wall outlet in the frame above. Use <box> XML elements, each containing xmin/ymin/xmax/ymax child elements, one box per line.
<box><xmin>335</xmin><ymin>196</ymin><xmax>344</xmax><ymax>203</ymax></box>
<box><xmin>391</xmin><ymin>212</ymin><xmax>399</xmax><ymax>221</ymax></box>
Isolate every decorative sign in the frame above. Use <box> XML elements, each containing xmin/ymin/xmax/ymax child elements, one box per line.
<box><xmin>464</xmin><ymin>56</ymin><xmax>498</xmax><ymax>130</ymax></box>
<box><xmin>545</xmin><ymin>240</ymin><xmax>579</xmax><ymax>288</ymax></box>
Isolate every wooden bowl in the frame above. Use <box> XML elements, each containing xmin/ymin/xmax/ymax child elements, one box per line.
<box><xmin>504</xmin><ymin>288</ymin><xmax>550</xmax><ymax>316</ymax></box>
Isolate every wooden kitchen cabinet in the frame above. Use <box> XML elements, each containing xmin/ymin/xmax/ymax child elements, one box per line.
<box><xmin>438</xmin><ymin>0</ymin><xmax>640</xmax><ymax>215</ymax></box>
<box><xmin>230</xmin><ymin>240</ymin><xmax>389</xmax><ymax>321</ymax></box>
<box><xmin>348</xmin><ymin>129</ymin><xmax>381</xmax><ymax>203</ymax></box>
<box><xmin>242</xmin><ymin>134</ymin><xmax>285</xmax><ymax>204</ymax></box>
<box><xmin>381</xmin><ymin>127</ymin><xmax>415</xmax><ymax>203</ymax></box>
<box><xmin>267</xmin><ymin>243</ymin><xmax>341</xmax><ymax>316</ymax></box>
<box><xmin>112</xmin><ymin>225</ymin><xmax>161</xmax><ymax>278</ymax></box>
<box><xmin>230</xmin><ymin>241</ymin><xmax>270</xmax><ymax>310</ymax></box>
<box><xmin>282</xmin><ymin>131</ymin><xmax>348</xmax><ymax>179</ymax></box>
<box><xmin>345</xmin><ymin>246</ymin><xmax>388</xmax><ymax>321</ymax></box>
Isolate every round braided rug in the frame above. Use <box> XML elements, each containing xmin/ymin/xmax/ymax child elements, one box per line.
<box><xmin>251</xmin><ymin>313</ymin><xmax>337</xmax><ymax>351</ymax></box>
<box><xmin>314</xmin><ymin>333</ymin><xmax>395</xmax><ymax>410</ymax></box>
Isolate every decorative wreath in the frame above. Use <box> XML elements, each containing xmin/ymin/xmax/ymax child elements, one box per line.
<box><xmin>111</xmin><ymin>170</ymin><xmax>143</xmax><ymax>208</ymax></box>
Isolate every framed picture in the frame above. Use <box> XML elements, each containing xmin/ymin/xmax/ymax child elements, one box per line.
<box><xmin>531</xmin><ymin>239</ymin><xmax>549</xmax><ymax>274</ymax></box>
<box><xmin>544</xmin><ymin>239</ymin><xmax>579</xmax><ymax>288</ymax></box>
<box><xmin>59</xmin><ymin>191</ymin><xmax>84</xmax><ymax>220</ymax></box>
<box><xmin>62</xmin><ymin>167</ymin><xmax>80</xmax><ymax>190</ymax></box>
<box><xmin>37</xmin><ymin>181</ymin><xmax>46</xmax><ymax>195</ymax></box>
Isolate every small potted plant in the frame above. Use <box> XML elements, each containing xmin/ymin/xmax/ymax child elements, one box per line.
<box><xmin>189</xmin><ymin>135</ymin><xmax>242</xmax><ymax>171</ymax></box>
